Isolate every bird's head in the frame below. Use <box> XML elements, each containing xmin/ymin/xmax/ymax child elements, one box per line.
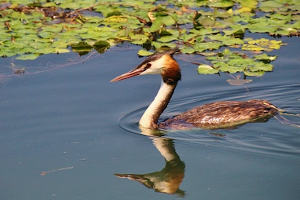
<box><xmin>111</xmin><ymin>49</ymin><xmax>181</xmax><ymax>85</ymax></box>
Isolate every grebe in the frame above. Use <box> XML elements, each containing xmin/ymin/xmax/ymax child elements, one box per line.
<box><xmin>111</xmin><ymin>49</ymin><xmax>278</xmax><ymax>130</ymax></box>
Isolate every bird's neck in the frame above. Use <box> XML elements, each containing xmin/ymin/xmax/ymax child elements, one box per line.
<box><xmin>139</xmin><ymin>81</ymin><xmax>177</xmax><ymax>129</ymax></box>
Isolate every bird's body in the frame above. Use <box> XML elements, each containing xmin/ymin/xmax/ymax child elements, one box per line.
<box><xmin>111</xmin><ymin>49</ymin><xmax>278</xmax><ymax>130</ymax></box>
<box><xmin>159</xmin><ymin>100</ymin><xmax>278</xmax><ymax>130</ymax></box>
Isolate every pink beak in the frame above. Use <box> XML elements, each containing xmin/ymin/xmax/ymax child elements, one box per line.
<box><xmin>110</xmin><ymin>67</ymin><xmax>145</xmax><ymax>82</ymax></box>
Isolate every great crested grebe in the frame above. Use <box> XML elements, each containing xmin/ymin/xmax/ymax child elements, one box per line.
<box><xmin>111</xmin><ymin>49</ymin><xmax>278</xmax><ymax>130</ymax></box>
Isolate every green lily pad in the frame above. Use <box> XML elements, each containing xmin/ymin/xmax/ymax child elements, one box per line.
<box><xmin>71</xmin><ymin>42</ymin><xmax>93</xmax><ymax>56</ymax></box>
<box><xmin>93</xmin><ymin>40</ymin><xmax>110</xmax><ymax>54</ymax></box>
<box><xmin>149</xmin><ymin>15</ymin><xmax>176</xmax><ymax>32</ymax></box>
<box><xmin>157</xmin><ymin>35</ymin><xmax>178</xmax><ymax>43</ymax></box>
<box><xmin>129</xmin><ymin>33</ymin><xmax>149</xmax><ymax>45</ymax></box>
<box><xmin>138</xmin><ymin>49</ymin><xmax>154</xmax><ymax>56</ymax></box>
<box><xmin>254</xmin><ymin>54</ymin><xmax>277</xmax><ymax>63</ymax></box>
<box><xmin>198</xmin><ymin>64</ymin><xmax>219</xmax><ymax>74</ymax></box>
<box><xmin>180</xmin><ymin>46</ymin><xmax>195</xmax><ymax>54</ymax></box>
<box><xmin>194</xmin><ymin>41</ymin><xmax>222</xmax><ymax>52</ymax></box>
<box><xmin>205</xmin><ymin>49</ymin><xmax>275</xmax><ymax>76</ymax></box>
<box><xmin>242</xmin><ymin>38</ymin><xmax>283</xmax><ymax>52</ymax></box>
<box><xmin>259</xmin><ymin>1</ymin><xmax>283</xmax><ymax>12</ymax></box>
<box><xmin>160</xmin><ymin>16</ymin><xmax>176</xmax><ymax>26</ymax></box>
<box><xmin>152</xmin><ymin>41</ymin><xmax>176</xmax><ymax>49</ymax></box>
<box><xmin>209</xmin><ymin>0</ymin><xmax>234</xmax><ymax>8</ymax></box>
<box><xmin>244</xmin><ymin>71</ymin><xmax>265</xmax><ymax>77</ymax></box>
<box><xmin>208</xmin><ymin>34</ymin><xmax>244</xmax><ymax>46</ymax></box>
<box><xmin>0</xmin><ymin>0</ymin><xmax>298</xmax><ymax>77</ymax></box>
<box><xmin>16</xmin><ymin>53</ymin><xmax>40</xmax><ymax>60</ymax></box>
<box><xmin>235</xmin><ymin>0</ymin><xmax>258</xmax><ymax>11</ymax></box>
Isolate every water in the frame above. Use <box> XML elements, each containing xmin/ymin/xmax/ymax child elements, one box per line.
<box><xmin>0</xmin><ymin>38</ymin><xmax>299</xmax><ymax>200</ymax></box>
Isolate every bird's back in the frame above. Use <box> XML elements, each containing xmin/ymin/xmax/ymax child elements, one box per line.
<box><xmin>159</xmin><ymin>100</ymin><xmax>278</xmax><ymax>130</ymax></box>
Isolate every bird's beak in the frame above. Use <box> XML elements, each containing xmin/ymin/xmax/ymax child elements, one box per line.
<box><xmin>110</xmin><ymin>67</ymin><xmax>145</xmax><ymax>82</ymax></box>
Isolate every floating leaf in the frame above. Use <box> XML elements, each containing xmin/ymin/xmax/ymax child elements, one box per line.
<box><xmin>93</xmin><ymin>41</ymin><xmax>110</xmax><ymax>54</ymax></box>
<box><xmin>259</xmin><ymin>1</ymin><xmax>283</xmax><ymax>12</ymax></box>
<box><xmin>149</xmin><ymin>19</ymin><xmax>163</xmax><ymax>32</ymax></box>
<box><xmin>0</xmin><ymin>0</ymin><xmax>298</xmax><ymax>79</ymax></box>
<box><xmin>208</xmin><ymin>34</ymin><xmax>244</xmax><ymax>46</ymax></box>
<box><xmin>16</xmin><ymin>54</ymin><xmax>40</xmax><ymax>60</ymax></box>
<box><xmin>198</xmin><ymin>64</ymin><xmax>219</xmax><ymax>74</ymax></box>
<box><xmin>71</xmin><ymin>42</ymin><xmax>93</xmax><ymax>56</ymax></box>
<box><xmin>196</xmin><ymin>15</ymin><xmax>216</xmax><ymax>28</ymax></box>
<box><xmin>190</xmin><ymin>28</ymin><xmax>219</xmax><ymax>36</ymax></box>
<box><xmin>152</xmin><ymin>41</ymin><xmax>176</xmax><ymax>49</ymax></box>
<box><xmin>244</xmin><ymin>71</ymin><xmax>265</xmax><ymax>77</ymax></box>
<box><xmin>194</xmin><ymin>41</ymin><xmax>222</xmax><ymax>52</ymax></box>
<box><xmin>242</xmin><ymin>38</ymin><xmax>283</xmax><ymax>52</ymax></box>
<box><xmin>106</xmin><ymin>11</ymin><xmax>122</xmax><ymax>18</ymax></box>
<box><xmin>55</xmin><ymin>48</ymin><xmax>70</xmax><ymax>54</ymax></box>
<box><xmin>160</xmin><ymin>16</ymin><xmax>176</xmax><ymax>26</ymax></box>
<box><xmin>235</xmin><ymin>0</ymin><xmax>258</xmax><ymax>11</ymax></box>
<box><xmin>180</xmin><ymin>46</ymin><xmax>195</xmax><ymax>54</ymax></box>
<box><xmin>254</xmin><ymin>54</ymin><xmax>277</xmax><ymax>63</ymax></box>
<box><xmin>138</xmin><ymin>49</ymin><xmax>154</xmax><ymax>56</ymax></box>
<box><xmin>209</xmin><ymin>0</ymin><xmax>234</xmax><ymax>8</ymax></box>
<box><xmin>157</xmin><ymin>35</ymin><xmax>178</xmax><ymax>43</ymax></box>
<box><xmin>129</xmin><ymin>33</ymin><xmax>148</xmax><ymax>45</ymax></box>
<box><xmin>205</xmin><ymin>49</ymin><xmax>275</xmax><ymax>76</ymax></box>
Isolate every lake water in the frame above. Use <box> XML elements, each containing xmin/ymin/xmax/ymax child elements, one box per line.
<box><xmin>0</xmin><ymin>37</ymin><xmax>299</xmax><ymax>200</ymax></box>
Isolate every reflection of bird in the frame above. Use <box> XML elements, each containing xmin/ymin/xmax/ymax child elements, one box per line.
<box><xmin>115</xmin><ymin>137</ymin><xmax>185</xmax><ymax>196</ymax></box>
<box><xmin>111</xmin><ymin>49</ymin><xmax>278</xmax><ymax>130</ymax></box>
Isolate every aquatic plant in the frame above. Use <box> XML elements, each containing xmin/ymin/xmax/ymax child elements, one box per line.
<box><xmin>0</xmin><ymin>0</ymin><xmax>299</xmax><ymax>76</ymax></box>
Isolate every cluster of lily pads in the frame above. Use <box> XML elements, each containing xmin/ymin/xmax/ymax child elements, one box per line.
<box><xmin>0</xmin><ymin>0</ymin><xmax>299</xmax><ymax>76</ymax></box>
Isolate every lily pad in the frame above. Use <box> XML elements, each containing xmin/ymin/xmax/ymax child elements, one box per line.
<box><xmin>129</xmin><ymin>33</ymin><xmax>149</xmax><ymax>45</ymax></box>
<box><xmin>71</xmin><ymin>42</ymin><xmax>93</xmax><ymax>56</ymax></box>
<box><xmin>209</xmin><ymin>0</ymin><xmax>234</xmax><ymax>8</ymax></box>
<box><xmin>205</xmin><ymin>49</ymin><xmax>275</xmax><ymax>76</ymax></box>
<box><xmin>93</xmin><ymin>40</ymin><xmax>110</xmax><ymax>54</ymax></box>
<box><xmin>180</xmin><ymin>46</ymin><xmax>195</xmax><ymax>54</ymax></box>
<box><xmin>244</xmin><ymin>71</ymin><xmax>265</xmax><ymax>77</ymax></box>
<box><xmin>16</xmin><ymin>53</ymin><xmax>40</xmax><ymax>60</ymax></box>
<box><xmin>198</xmin><ymin>64</ymin><xmax>219</xmax><ymax>74</ymax></box>
<box><xmin>254</xmin><ymin>54</ymin><xmax>277</xmax><ymax>63</ymax></box>
<box><xmin>138</xmin><ymin>49</ymin><xmax>154</xmax><ymax>56</ymax></box>
<box><xmin>242</xmin><ymin>38</ymin><xmax>283</xmax><ymax>52</ymax></box>
<box><xmin>208</xmin><ymin>34</ymin><xmax>244</xmax><ymax>46</ymax></box>
<box><xmin>194</xmin><ymin>41</ymin><xmax>222</xmax><ymax>52</ymax></box>
<box><xmin>152</xmin><ymin>41</ymin><xmax>176</xmax><ymax>49</ymax></box>
<box><xmin>157</xmin><ymin>35</ymin><xmax>178</xmax><ymax>43</ymax></box>
<box><xmin>0</xmin><ymin>0</ymin><xmax>298</xmax><ymax>80</ymax></box>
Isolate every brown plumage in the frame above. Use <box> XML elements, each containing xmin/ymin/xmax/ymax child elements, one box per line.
<box><xmin>159</xmin><ymin>100</ymin><xmax>278</xmax><ymax>129</ymax></box>
<box><xmin>111</xmin><ymin>49</ymin><xmax>279</xmax><ymax>130</ymax></box>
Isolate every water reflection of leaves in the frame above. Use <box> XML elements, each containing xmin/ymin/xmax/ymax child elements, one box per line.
<box><xmin>227</xmin><ymin>75</ymin><xmax>252</xmax><ymax>86</ymax></box>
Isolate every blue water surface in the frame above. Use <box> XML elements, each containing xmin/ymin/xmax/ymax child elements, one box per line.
<box><xmin>0</xmin><ymin>38</ymin><xmax>299</xmax><ymax>200</ymax></box>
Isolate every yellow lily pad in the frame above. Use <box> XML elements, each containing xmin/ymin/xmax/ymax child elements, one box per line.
<box><xmin>242</xmin><ymin>38</ymin><xmax>283</xmax><ymax>52</ymax></box>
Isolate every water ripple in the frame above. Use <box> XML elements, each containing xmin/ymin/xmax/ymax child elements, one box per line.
<box><xmin>119</xmin><ymin>83</ymin><xmax>300</xmax><ymax>157</ymax></box>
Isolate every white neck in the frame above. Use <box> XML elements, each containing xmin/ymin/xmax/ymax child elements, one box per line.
<box><xmin>152</xmin><ymin>137</ymin><xmax>179</xmax><ymax>161</ymax></box>
<box><xmin>139</xmin><ymin>81</ymin><xmax>177</xmax><ymax>129</ymax></box>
